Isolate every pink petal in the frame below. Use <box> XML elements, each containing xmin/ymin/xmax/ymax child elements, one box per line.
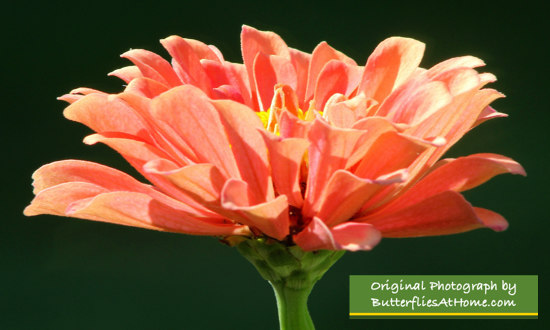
<box><xmin>313</xmin><ymin>60</ymin><xmax>362</xmax><ymax>111</ymax></box>
<box><xmin>293</xmin><ymin>217</ymin><xmax>381</xmax><ymax>251</ymax></box>
<box><xmin>143</xmin><ymin>159</ymin><xmax>226</xmax><ymax>205</ymax></box>
<box><xmin>358</xmin><ymin>37</ymin><xmax>425</xmax><ymax>103</ymax></box>
<box><xmin>376</xmin><ymin>153</ymin><xmax>526</xmax><ymax>214</ymax></box>
<box><xmin>241</xmin><ymin>25</ymin><xmax>291</xmax><ymax>110</ymax></box>
<box><xmin>116</xmin><ymin>92</ymin><xmax>197</xmax><ymax>165</ymax></box>
<box><xmin>221</xmin><ymin>179</ymin><xmax>289</xmax><ymax>240</ymax></box>
<box><xmin>66</xmin><ymin>191</ymin><xmax>249</xmax><ymax>236</ymax></box>
<box><xmin>24</xmin><ymin>182</ymin><xmax>108</xmax><ymax>217</ymax></box>
<box><xmin>150</xmin><ymin>85</ymin><xmax>240</xmax><ymax>178</ymax></box>
<box><xmin>362</xmin><ymin>191</ymin><xmax>491</xmax><ymax>237</ymax></box>
<box><xmin>160</xmin><ymin>36</ymin><xmax>213</xmax><ymax>96</ymax></box>
<box><xmin>305</xmin><ymin>41</ymin><xmax>357</xmax><ymax>104</ymax></box>
<box><xmin>211</xmin><ymin>99</ymin><xmax>274</xmax><ymax>203</ymax></box>
<box><xmin>330</xmin><ymin>221</ymin><xmax>382</xmax><ymax>251</ymax></box>
<box><xmin>353</xmin><ymin>131</ymin><xmax>427</xmax><ymax>180</ymax></box>
<box><xmin>278</xmin><ymin>111</ymin><xmax>312</xmax><ymax>139</ymax></box>
<box><xmin>316</xmin><ymin>170</ymin><xmax>396</xmax><ymax>226</ymax></box>
<box><xmin>288</xmin><ymin>48</ymin><xmax>311</xmax><ymax>109</ymax></box>
<box><xmin>473</xmin><ymin>105</ymin><xmax>508</xmax><ymax>127</ymax></box>
<box><xmin>63</xmin><ymin>93</ymin><xmax>153</xmax><ymax>143</ymax></box>
<box><xmin>108</xmin><ymin>66</ymin><xmax>142</xmax><ymax>84</ymax></box>
<box><xmin>201</xmin><ymin>59</ymin><xmax>230</xmax><ymax>87</ymax></box>
<box><xmin>124</xmin><ymin>77</ymin><xmax>169</xmax><ymax>98</ymax></box>
<box><xmin>121</xmin><ymin>49</ymin><xmax>181</xmax><ymax>87</ymax></box>
<box><xmin>260</xmin><ymin>131</ymin><xmax>309</xmax><ymax>207</ymax></box>
<box><xmin>253</xmin><ymin>53</ymin><xmax>297</xmax><ymax>111</ymax></box>
<box><xmin>473</xmin><ymin>207</ymin><xmax>509</xmax><ymax>232</ymax></box>
<box><xmin>303</xmin><ymin>119</ymin><xmax>367</xmax><ymax>217</ymax></box>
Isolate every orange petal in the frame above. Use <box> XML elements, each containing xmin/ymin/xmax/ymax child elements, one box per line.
<box><xmin>121</xmin><ymin>49</ymin><xmax>181</xmax><ymax>87</ymax></box>
<box><xmin>124</xmin><ymin>77</ymin><xmax>169</xmax><ymax>98</ymax></box>
<box><xmin>221</xmin><ymin>179</ymin><xmax>289</xmax><ymax>240</ymax></box>
<box><xmin>253</xmin><ymin>53</ymin><xmax>297</xmax><ymax>111</ymax></box>
<box><xmin>358</xmin><ymin>37</ymin><xmax>425</xmax><ymax>103</ymax></box>
<box><xmin>473</xmin><ymin>106</ymin><xmax>508</xmax><ymax>127</ymax></box>
<box><xmin>362</xmin><ymin>191</ymin><xmax>493</xmax><ymax>237</ymax></box>
<box><xmin>150</xmin><ymin>85</ymin><xmax>240</xmax><ymax>178</ymax></box>
<box><xmin>66</xmin><ymin>191</ymin><xmax>248</xmax><ymax>236</ymax></box>
<box><xmin>260</xmin><ymin>131</ymin><xmax>309</xmax><ymax>207</ymax></box>
<box><xmin>108</xmin><ymin>65</ymin><xmax>142</xmax><ymax>84</ymax></box>
<box><xmin>160</xmin><ymin>36</ymin><xmax>213</xmax><ymax>96</ymax></box>
<box><xmin>24</xmin><ymin>182</ymin><xmax>108</xmax><ymax>217</ymax></box>
<box><xmin>144</xmin><ymin>159</ymin><xmax>226</xmax><ymax>205</ymax></box>
<box><xmin>26</xmin><ymin>159</ymin><xmax>210</xmax><ymax>216</ymax></box>
<box><xmin>63</xmin><ymin>93</ymin><xmax>153</xmax><ymax>143</ymax></box>
<box><xmin>377</xmin><ymin>153</ymin><xmax>526</xmax><ymax>214</ymax></box>
<box><xmin>288</xmin><ymin>48</ymin><xmax>311</xmax><ymax>109</ymax></box>
<box><xmin>353</xmin><ymin>130</ymin><xmax>427</xmax><ymax>180</ymax></box>
<box><xmin>212</xmin><ymin>99</ymin><xmax>274</xmax><ymax>203</ymax></box>
<box><xmin>316</xmin><ymin>170</ymin><xmax>404</xmax><ymax>226</ymax></box>
<box><xmin>313</xmin><ymin>60</ymin><xmax>362</xmax><ymax>111</ymax></box>
<box><xmin>330</xmin><ymin>221</ymin><xmax>382</xmax><ymax>251</ymax></box>
<box><xmin>241</xmin><ymin>25</ymin><xmax>290</xmax><ymax>110</ymax></box>
<box><xmin>303</xmin><ymin>119</ymin><xmax>367</xmax><ymax>217</ymax></box>
<box><xmin>305</xmin><ymin>41</ymin><xmax>357</xmax><ymax>104</ymax></box>
<box><xmin>278</xmin><ymin>110</ymin><xmax>312</xmax><ymax>139</ymax></box>
<box><xmin>293</xmin><ymin>217</ymin><xmax>381</xmax><ymax>251</ymax></box>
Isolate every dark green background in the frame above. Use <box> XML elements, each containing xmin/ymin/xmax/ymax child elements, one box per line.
<box><xmin>3</xmin><ymin>1</ymin><xmax>547</xmax><ymax>329</ymax></box>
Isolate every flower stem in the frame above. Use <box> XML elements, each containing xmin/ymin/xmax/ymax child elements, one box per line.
<box><xmin>236</xmin><ymin>238</ymin><xmax>345</xmax><ymax>330</ymax></box>
<box><xmin>271</xmin><ymin>282</ymin><xmax>315</xmax><ymax>330</ymax></box>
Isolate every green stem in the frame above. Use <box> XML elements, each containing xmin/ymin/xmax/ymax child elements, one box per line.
<box><xmin>236</xmin><ymin>238</ymin><xmax>345</xmax><ymax>330</ymax></box>
<box><xmin>271</xmin><ymin>282</ymin><xmax>315</xmax><ymax>330</ymax></box>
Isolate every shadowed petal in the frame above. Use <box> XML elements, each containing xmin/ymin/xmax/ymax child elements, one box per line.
<box><xmin>221</xmin><ymin>179</ymin><xmax>289</xmax><ymax>240</ymax></box>
<box><xmin>260</xmin><ymin>131</ymin><xmax>309</xmax><ymax>207</ymax></box>
<box><xmin>294</xmin><ymin>217</ymin><xmax>381</xmax><ymax>251</ymax></box>
<box><xmin>66</xmin><ymin>191</ymin><xmax>249</xmax><ymax>236</ymax></box>
<box><xmin>304</xmin><ymin>119</ymin><xmax>367</xmax><ymax>217</ymax></box>
<box><xmin>313</xmin><ymin>60</ymin><xmax>362</xmax><ymax>111</ymax></box>
<box><xmin>376</xmin><ymin>153</ymin><xmax>526</xmax><ymax>214</ymax></box>
<box><xmin>212</xmin><ymin>99</ymin><xmax>274</xmax><ymax>203</ymax></box>
<box><xmin>305</xmin><ymin>41</ymin><xmax>357</xmax><ymax>104</ymax></box>
<box><xmin>362</xmin><ymin>191</ymin><xmax>501</xmax><ymax>237</ymax></box>
<box><xmin>150</xmin><ymin>85</ymin><xmax>240</xmax><ymax>178</ymax></box>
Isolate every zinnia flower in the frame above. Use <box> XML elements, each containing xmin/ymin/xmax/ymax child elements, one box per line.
<box><xmin>24</xmin><ymin>26</ymin><xmax>524</xmax><ymax>251</ymax></box>
<box><xmin>24</xmin><ymin>25</ymin><xmax>525</xmax><ymax>330</ymax></box>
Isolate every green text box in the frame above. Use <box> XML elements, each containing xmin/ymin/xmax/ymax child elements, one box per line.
<box><xmin>350</xmin><ymin>275</ymin><xmax>538</xmax><ymax>319</ymax></box>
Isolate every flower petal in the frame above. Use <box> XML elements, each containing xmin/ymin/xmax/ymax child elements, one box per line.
<box><xmin>363</xmin><ymin>191</ymin><xmax>492</xmax><ymax>237</ymax></box>
<box><xmin>303</xmin><ymin>119</ymin><xmax>367</xmax><ymax>217</ymax></box>
<box><xmin>316</xmin><ymin>170</ymin><xmax>403</xmax><ymax>226</ymax></box>
<box><xmin>376</xmin><ymin>153</ymin><xmax>526</xmax><ymax>213</ymax></box>
<box><xmin>66</xmin><ymin>191</ymin><xmax>249</xmax><ymax>236</ymax></box>
<box><xmin>358</xmin><ymin>37</ymin><xmax>425</xmax><ymax>102</ymax></box>
<box><xmin>313</xmin><ymin>60</ymin><xmax>362</xmax><ymax>111</ymax></box>
<box><xmin>260</xmin><ymin>131</ymin><xmax>309</xmax><ymax>207</ymax></box>
<box><xmin>294</xmin><ymin>217</ymin><xmax>381</xmax><ymax>251</ymax></box>
<box><xmin>160</xmin><ymin>36</ymin><xmax>213</xmax><ymax>96</ymax></box>
<box><xmin>63</xmin><ymin>93</ymin><xmax>153</xmax><ymax>143</ymax></box>
<box><xmin>212</xmin><ymin>99</ymin><xmax>274</xmax><ymax>203</ymax></box>
<box><xmin>150</xmin><ymin>85</ymin><xmax>240</xmax><ymax>178</ymax></box>
<box><xmin>305</xmin><ymin>41</ymin><xmax>357</xmax><ymax>104</ymax></box>
<box><xmin>121</xmin><ymin>49</ymin><xmax>181</xmax><ymax>87</ymax></box>
<box><xmin>221</xmin><ymin>179</ymin><xmax>289</xmax><ymax>240</ymax></box>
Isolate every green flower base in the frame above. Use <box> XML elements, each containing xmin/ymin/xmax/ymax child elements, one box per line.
<box><xmin>236</xmin><ymin>238</ymin><xmax>345</xmax><ymax>330</ymax></box>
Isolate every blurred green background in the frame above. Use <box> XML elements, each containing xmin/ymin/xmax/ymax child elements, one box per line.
<box><xmin>2</xmin><ymin>1</ymin><xmax>547</xmax><ymax>329</ymax></box>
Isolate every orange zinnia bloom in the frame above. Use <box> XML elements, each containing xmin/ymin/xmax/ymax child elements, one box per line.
<box><xmin>24</xmin><ymin>26</ymin><xmax>525</xmax><ymax>251</ymax></box>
